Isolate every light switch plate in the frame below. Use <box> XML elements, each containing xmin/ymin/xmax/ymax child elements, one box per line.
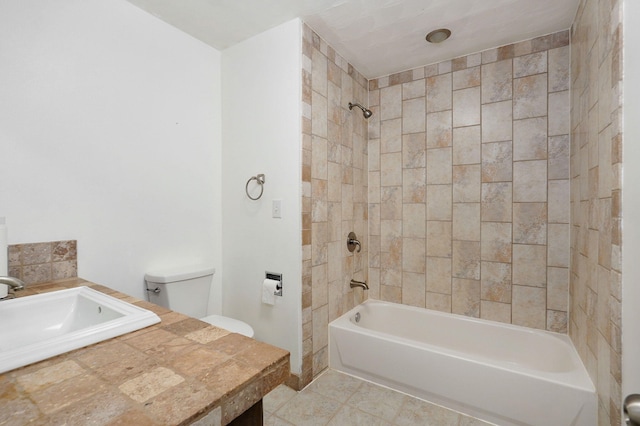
<box><xmin>272</xmin><ymin>199</ymin><xmax>282</xmax><ymax>218</ymax></box>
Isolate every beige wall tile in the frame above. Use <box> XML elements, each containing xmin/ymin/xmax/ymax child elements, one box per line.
<box><xmin>513</xmin><ymin>202</ymin><xmax>547</xmax><ymax>244</ymax></box>
<box><xmin>311</xmin><ymin>180</ymin><xmax>328</xmax><ymax>222</ymax></box>
<box><xmin>452</xmin><ymin>240</ymin><xmax>481</xmax><ymax>280</ymax></box>
<box><xmin>380</xmin><ymin>285</ymin><xmax>402</xmax><ymax>303</ymax></box>
<box><xmin>402</xmin><ymin>238</ymin><xmax>426</xmax><ymax>273</ymax></box>
<box><xmin>328</xmin><ymin>163</ymin><xmax>342</xmax><ymax>202</ymax></box>
<box><xmin>426</xmin><ymin>292</ymin><xmax>451</xmax><ymax>313</ymax></box>
<box><xmin>512</xmin><ymin>244</ymin><xmax>547</xmax><ymax>287</ymax></box>
<box><xmin>312</xmin><ymin>136</ymin><xmax>328</xmax><ymax>179</ymax></box>
<box><xmin>452</xmin><ymin>278</ymin><xmax>480</xmax><ymax>317</ymax></box>
<box><xmin>311</xmin><ymin>49</ymin><xmax>328</xmax><ymax>96</ymax></box>
<box><xmin>452</xmin><ymin>66</ymin><xmax>481</xmax><ymax>90</ymax></box>
<box><xmin>403</xmin><ymin>272</ymin><xmax>426</xmax><ymax>307</ymax></box>
<box><xmin>453</xmin><ymin>125</ymin><xmax>481</xmax><ymax>165</ymax></box>
<box><xmin>426</xmin><ymin>185</ymin><xmax>452</xmax><ymax>221</ymax></box>
<box><xmin>311</xmin><ymin>222</ymin><xmax>328</xmax><ymax>266</ymax></box>
<box><xmin>426</xmin><ymin>256</ymin><xmax>452</xmax><ymax>294</ymax></box>
<box><xmin>481</xmin><ymin>100</ymin><xmax>512</xmax><ymax>142</ymax></box>
<box><xmin>481</xmin><ymin>182</ymin><xmax>512</xmax><ymax>222</ymax></box>
<box><xmin>312</xmin><ymin>305</ymin><xmax>329</xmax><ymax>354</ymax></box>
<box><xmin>368</xmin><ymin>139</ymin><xmax>380</xmax><ymax>171</ymax></box>
<box><xmin>480</xmin><ymin>301</ymin><xmax>511</xmax><ymax>323</ymax></box>
<box><xmin>549</xmin><ymin>179</ymin><xmax>570</xmax><ymax>223</ymax></box>
<box><xmin>481</xmin><ymin>261</ymin><xmax>512</xmax><ymax>303</ymax></box>
<box><xmin>380</xmin><ymin>186</ymin><xmax>402</xmax><ymax>220</ymax></box>
<box><xmin>402</xmin><ymin>168</ymin><xmax>426</xmax><ymax>203</ymax></box>
<box><xmin>403</xmin><ymin>79</ymin><xmax>426</xmax><ymax>100</ymax></box>
<box><xmin>426</xmin><ymin>221</ymin><xmax>452</xmax><ymax>258</ymax></box>
<box><xmin>513</xmin><ymin>117</ymin><xmax>548</xmax><ymax>160</ymax></box>
<box><xmin>481</xmin><ymin>59</ymin><xmax>513</xmax><ymax>103</ymax></box>
<box><xmin>548</xmin><ymin>223</ymin><xmax>570</xmax><ymax>267</ymax></box>
<box><xmin>426</xmin><ymin>148</ymin><xmax>452</xmax><ymax>184</ymax></box>
<box><xmin>482</xmin><ymin>141</ymin><xmax>513</xmax><ymax>182</ymax></box>
<box><xmin>512</xmin><ymin>285</ymin><xmax>546</xmax><ymax>329</ymax></box>
<box><xmin>548</xmin><ymin>135</ymin><xmax>570</xmax><ymax>179</ymax></box>
<box><xmin>312</xmin><ymin>91</ymin><xmax>328</xmax><ymax>138</ymax></box>
<box><xmin>481</xmin><ymin>48</ymin><xmax>499</xmax><ymax>65</ymax></box>
<box><xmin>453</xmin><ymin>203</ymin><xmax>481</xmax><ymax>241</ymax></box>
<box><xmin>426</xmin><ymin>111</ymin><xmax>452</xmax><ymax>148</ymax></box>
<box><xmin>481</xmin><ymin>222</ymin><xmax>512</xmax><ymax>262</ymax></box>
<box><xmin>402</xmin><ymin>133</ymin><xmax>426</xmax><ymax>168</ymax></box>
<box><xmin>453</xmin><ymin>87</ymin><xmax>481</xmax><ymax>127</ymax></box>
<box><xmin>548</xmin><ymin>45</ymin><xmax>570</xmax><ymax>93</ymax></box>
<box><xmin>513</xmin><ymin>160</ymin><xmax>547</xmax><ymax>202</ymax></box>
<box><xmin>453</xmin><ymin>164</ymin><xmax>481</xmax><ymax>202</ymax></box>
<box><xmin>513</xmin><ymin>51</ymin><xmax>547</xmax><ymax>78</ymax></box>
<box><xmin>368</xmin><ymin>172</ymin><xmax>380</xmax><ymax>205</ymax></box>
<box><xmin>549</xmin><ymin>90</ymin><xmax>570</xmax><ymax>136</ymax></box>
<box><xmin>381</xmin><ymin>118</ymin><xmax>402</xmax><ymax>153</ymax></box>
<box><xmin>547</xmin><ymin>310</ymin><xmax>567</xmax><ymax>333</ymax></box>
<box><xmin>547</xmin><ymin>266</ymin><xmax>569</xmax><ymax>311</ymax></box>
<box><xmin>380</xmin><ymin>152</ymin><xmax>402</xmax><ymax>186</ymax></box>
<box><xmin>381</xmin><ymin>267</ymin><xmax>402</xmax><ymax>288</ymax></box>
<box><xmin>380</xmin><ymin>85</ymin><xmax>402</xmax><ymax>120</ymax></box>
<box><xmin>513</xmin><ymin>74</ymin><xmax>547</xmax><ymax>119</ymax></box>
<box><xmin>426</xmin><ymin>73</ymin><xmax>452</xmax><ymax>112</ymax></box>
<box><xmin>403</xmin><ymin>98</ymin><xmax>426</xmax><ymax>134</ymax></box>
<box><xmin>403</xmin><ymin>204</ymin><xmax>426</xmax><ymax>238</ymax></box>
<box><xmin>312</xmin><ymin>264</ymin><xmax>329</xmax><ymax>309</ymax></box>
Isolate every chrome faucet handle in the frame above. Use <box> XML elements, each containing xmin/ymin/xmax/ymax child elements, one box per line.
<box><xmin>347</xmin><ymin>232</ymin><xmax>362</xmax><ymax>253</ymax></box>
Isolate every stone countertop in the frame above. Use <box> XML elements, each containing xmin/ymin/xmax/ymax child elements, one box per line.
<box><xmin>1</xmin><ymin>278</ymin><xmax>290</xmax><ymax>425</ymax></box>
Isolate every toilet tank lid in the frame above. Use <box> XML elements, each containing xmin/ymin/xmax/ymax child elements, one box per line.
<box><xmin>144</xmin><ymin>266</ymin><xmax>215</xmax><ymax>283</ymax></box>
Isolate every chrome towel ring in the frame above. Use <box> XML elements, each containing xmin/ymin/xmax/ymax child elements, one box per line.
<box><xmin>245</xmin><ymin>174</ymin><xmax>265</xmax><ymax>200</ymax></box>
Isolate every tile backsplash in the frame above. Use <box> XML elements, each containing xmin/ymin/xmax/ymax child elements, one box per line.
<box><xmin>8</xmin><ymin>240</ymin><xmax>77</xmax><ymax>285</ymax></box>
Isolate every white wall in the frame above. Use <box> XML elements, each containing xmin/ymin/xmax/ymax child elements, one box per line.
<box><xmin>0</xmin><ymin>0</ymin><xmax>223</xmax><ymax>304</ymax></box>
<box><xmin>221</xmin><ymin>19</ymin><xmax>303</xmax><ymax>373</ymax></box>
<box><xmin>622</xmin><ymin>0</ymin><xmax>640</xmax><ymax>412</ymax></box>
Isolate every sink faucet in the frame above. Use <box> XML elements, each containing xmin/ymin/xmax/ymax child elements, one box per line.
<box><xmin>0</xmin><ymin>276</ymin><xmax>26</xmax><ymax>299</ymax></box>
<box><xmin>350</xmin><ymin>279</ymin><xmax>368</xmax><ymax>290</ymax></box>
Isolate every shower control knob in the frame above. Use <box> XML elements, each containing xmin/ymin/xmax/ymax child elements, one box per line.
<box><xmin>347</xmin><ymin>232</ymin><xmax>361</xmax><ymax>253</ymax></box>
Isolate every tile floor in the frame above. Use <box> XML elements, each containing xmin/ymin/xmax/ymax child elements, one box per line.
<box><xmin>264</xmin><ymin>369</ymin><xmax>493</xmax><ymax>425</ymax></box>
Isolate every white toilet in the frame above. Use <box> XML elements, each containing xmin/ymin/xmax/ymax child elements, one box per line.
<box><xmin>144</xmin><ymin>265</ymin><xmax>254</xmax><ymax>338</ymax></box>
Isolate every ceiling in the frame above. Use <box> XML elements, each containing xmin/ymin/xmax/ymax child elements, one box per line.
<box><xmin>125</xmin><ymin>0</ymin><xmax>580</xmax><ymax>79</ymax></box>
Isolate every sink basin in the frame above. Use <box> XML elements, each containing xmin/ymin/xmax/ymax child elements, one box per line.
<box><xmin>0</xmin><ymin>286</ymin><xmax>160</xmax><ymax>373</ymax></box>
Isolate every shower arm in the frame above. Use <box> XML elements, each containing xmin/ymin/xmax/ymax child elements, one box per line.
<box><xmin>348</xmin><ymin>102</ymin><xmax>373</xmax><ymax>119</ymax></box>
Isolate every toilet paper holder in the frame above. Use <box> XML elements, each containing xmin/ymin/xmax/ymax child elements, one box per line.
<box><xmin>266</xmin><ymin>272</ymin><xmax>283</xmax><ymax>296</ymax></box>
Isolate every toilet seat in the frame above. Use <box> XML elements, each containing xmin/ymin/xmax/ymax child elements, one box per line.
<box><xmin>201</xmin><ymin>314</ymin><xmax>254</xmax><ymax>338</ymax></box>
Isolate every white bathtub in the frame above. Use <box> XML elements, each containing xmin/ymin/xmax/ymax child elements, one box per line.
<box><xmin>329</xmin><ymin>299</ymin><xmax>596</xmax><ymax>426</ymax></box>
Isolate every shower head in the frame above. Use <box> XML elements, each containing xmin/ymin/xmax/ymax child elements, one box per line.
<box><xmin>348</xmin><ymin>102</ymin><xmax>373</xmax><ymax>119</ymax></box>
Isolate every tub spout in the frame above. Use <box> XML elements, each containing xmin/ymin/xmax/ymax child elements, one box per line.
<box><xmin>0</xmin><ymin>276</ymin><xmax>25</xmax><ymax>300</ymax></box>
<box><xmin>0</xmin><ymin>276</ymin><xmax>25</xmax><ymax>291</ymax></box>
<box><xmin>350</xmin><ymin>279</ymin><xmax>368</xmax><ymax>290</ymax></box>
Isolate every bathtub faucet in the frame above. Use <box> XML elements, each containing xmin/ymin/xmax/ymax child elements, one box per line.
<box><xmin>0</xmin><ymin>276</ymin><xmax>25</xmax><ymax>300</ymax></box>
<box><xmin>350</xmin><ymin>279</ymin><xmax>368</xmax><ymax>290</ymax></box>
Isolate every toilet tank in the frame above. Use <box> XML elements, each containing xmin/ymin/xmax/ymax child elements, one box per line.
<box><xmin>144</xmin><ymin>265</ymin><xmax>214</xmax><ymax>318</ymax></box>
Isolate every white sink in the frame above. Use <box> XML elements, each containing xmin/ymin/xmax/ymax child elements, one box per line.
<box><xmin>0</xmin><ymin>286</ymin><xmax>161</xmax><ymax>373</ymax></box>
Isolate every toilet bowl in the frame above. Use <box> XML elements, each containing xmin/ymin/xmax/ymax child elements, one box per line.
<box><xmin>144</xmin><ymin>265</ymin><xmax>254</xmax><ymax>338</ymax></box>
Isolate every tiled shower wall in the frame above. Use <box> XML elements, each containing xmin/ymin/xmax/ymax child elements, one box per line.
<box><xmin>367</xmin><ymin>31</ymin><xmax>571</xmax><ymax>332</ymax></box>
<box><xmin>569</xmin><ymin>0</ymin><xmax>622</xmax><ymax>424</ymax></box>
<box><xmin>298</xmin><ymin>24</ymin><xmax>369</xmax><ymax>387</ymax></box>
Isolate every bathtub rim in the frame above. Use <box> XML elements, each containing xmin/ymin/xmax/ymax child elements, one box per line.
<box><xmin>329</xmin><ymin>298</ymin><xmax>595</xmax><ymax>393</ymax></box>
